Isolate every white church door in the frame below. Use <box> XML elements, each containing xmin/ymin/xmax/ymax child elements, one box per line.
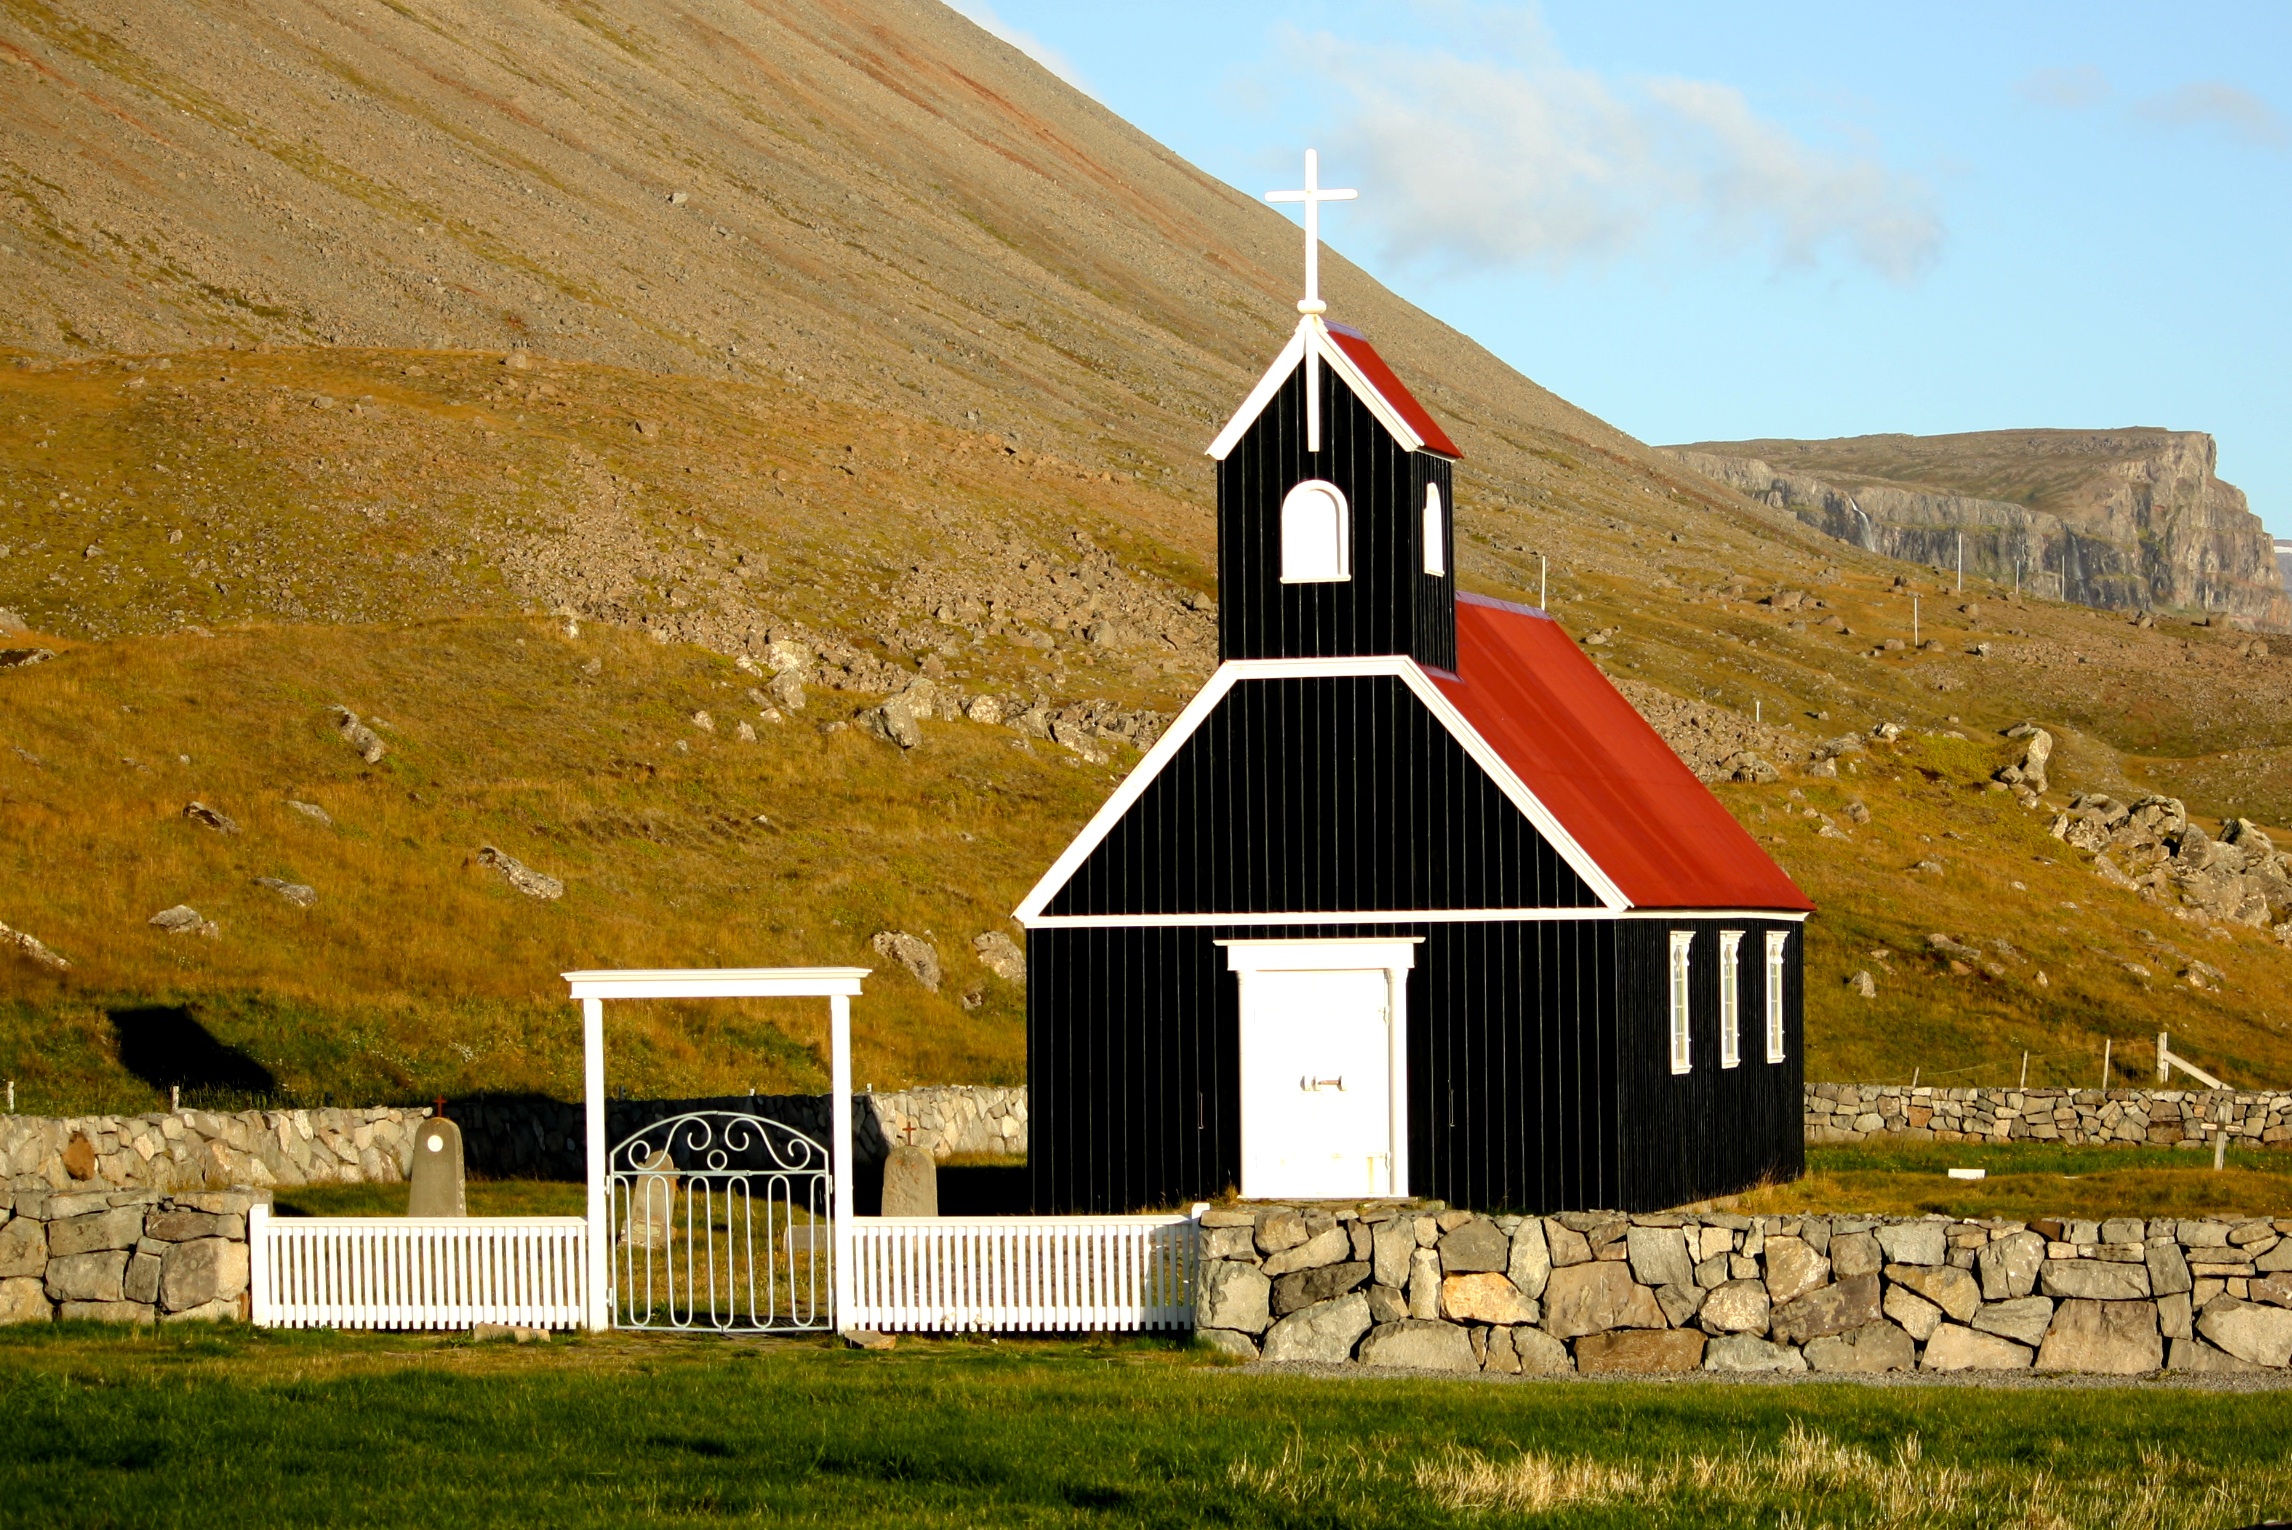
<box><xmin>1224</xmin><ymin>939</ymin><xmax>1417</xmax><ymax>1201</ymax></box>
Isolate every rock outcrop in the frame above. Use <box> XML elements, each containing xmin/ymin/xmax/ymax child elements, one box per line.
<box><xmin>1665</xmin><ymin>432</ymin><xmax>2289</xmax><ymax>628</ymax></box>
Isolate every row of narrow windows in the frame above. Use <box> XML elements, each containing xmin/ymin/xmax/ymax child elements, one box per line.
<box><xmin>1279</xmin><ymin>480</ymin><xmax>1446</xmax><ymax>583</ymax></box>
<box><xmin>1669</xmin><ymin>930</ymin><xmax>1787</xmax><ymax>1074</ymax></box>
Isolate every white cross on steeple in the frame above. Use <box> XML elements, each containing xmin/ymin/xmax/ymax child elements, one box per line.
<box><xmin>1267</xmin><ymin>149</ymin><xmax>1356</xmax><ymax>317</ymax></box>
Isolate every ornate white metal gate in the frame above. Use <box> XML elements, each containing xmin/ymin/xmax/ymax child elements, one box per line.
<box><xmin>608</xmin><ymin>1110</ymin><xmax>832</xmax><ymax>1333</ymax></box>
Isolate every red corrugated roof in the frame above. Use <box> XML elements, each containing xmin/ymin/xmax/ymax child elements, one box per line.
<box><xmin>1324</xmin><ymin>324</ymin><xmax>1463</xmax><ymax>459</ymax></box>
<box><xmin>1434</xmin><ymin>594</ymin><xmax>1814</xmax><ymax>912</ymax></box>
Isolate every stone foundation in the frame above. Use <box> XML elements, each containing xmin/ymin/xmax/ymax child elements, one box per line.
<box><xmin>1197</xmin><ymin>1205</ymin><xmax>2292</xmax><ymax>1376</ymax></box>
<box><xmin>1805</xmin><ymin>1084</ymin><xmax>2291</xmax><ymax>1146</ymax></box>
<box><xmin>0</xmin><ymin>1186</ymin><xmax>266</xmax><ymax>1325</ymax></box>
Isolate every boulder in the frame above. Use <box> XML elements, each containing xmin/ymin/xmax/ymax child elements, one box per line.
<box><xmin>1763</xmin><ymin>1236</ymin><xmax>1830</xmax><ymax>1304</ymax></box>
<box><xmin>970</xmin><ymin>932</ymin><xmax>1025</xmax><ymax>985</ymax></box>
<box><xmin>1920</xmin><ymin>1324</ymin><xmax>2033</xmax><ymax>1371</ymax></box>
<box><xmin>1358</xmin><ymin>1320</ymin><xmax>1478</xmax><ymax>1373</ymax></box>
<box><xmin>1875</xmin><ymin>1222</ymin><xmax>1947</xmax><ymax>1266</ymax></box>
<box><xmin>1260</xmin><ymin>1292</ymin><xmax>1372</xmax><ymax>1364</ymax></box>
<box><xmin>0</xmin><ymin>1216</ymin><xmax>47</xmax><ymax>1278</ymax></box>
<box><xmin>1697</xmin><ymin>1279</ymin><xmax>1771</xmax><ymax>1335</ymax></box>
<box><xmin>1625</xmin><ymin>1226</ymin><xmax>1695</xmax><ymax>1290</ymax></box>
<box><xmin>1770</xmin><ymin>1273</ymin><xmax>1882</xmax><ymax>1346</ymax></box>
<box><xmin>159</xmin><ymin>1238</ymin><xmax>247</xmax><ymax>1313</ymax></box>
<box><xmin>45</xmin><ymin>1250</ymin><xmax>130</xmax><ymax>1303</ymax></box>
<box><xmin>1195</xmin><ymin>1328</ymin><xmax>1259</xmax><ymax>1362</ymax></box>
<box><xmin>2196</xmin><ymin>1297</ymin><xmax>2292</xmax><ymax>1367</ymax></box>
<box><xmin>183</xmin><ymin>801</ymin><xmax>241</xmax><ymax>834</ymax></box>
<box><xmin>1883</xmin><ymin>1286</ymin><xmax>1943</xmax><ymax>1342</ymax></box>
<box><xmin>1542</xmin><ymin>1260</ymin><xmax>1665</xmax><ymax>1339</ymax></box>
<box><xmin>867</xmin><ymin>931</ymin><xmax>940</xmax><ymax>991</ymax></box>
<box><xmin>1828</xmin><ymin>1231</ymin><xmax>1881</xmax><ymax>1280</ymax></box>
<box><xmin>1704</xmin><ymin>1334</ymin><xmax>1805</xmax><ymax>1373</ymax></box>
<box><xmin>1886</xmin><ymin>1262</ymin><xmax>1980</xmax><ymax>1322</ymax></box>
<box><xmin>1371</xmin><ymin>1217</ymin><xmax>1417</xmax><ymax>1288</ymax></box>
<box><xmin>49</xmin><ymin>1207</ymin><xmax>145</xmax><ymax>1257</ymax></box>
<box><xmin>1977</xmin><ymin>1231</ymin><xmax>2045</xmax><ymax>1300</ymax></box>
<box><xmin>1506</xmin><ymin>1218</ymin><xmax>1552</xmax><ymax>1299</ymax></box>
<box><xmin>2036</xmin><ymin>1299</ymin><xmax>2162</xmax><ymax>1375</ymax></box>
<box><xmin>327</xmin><ymin>706</ymin><xmax>387</xmax><ymax>763</ymax></box>
<box><xmin>1512</xmin><ymin>1327</ymin><xmax>1574</xmax><ymax>1374</ymax></box>
<box><xmin>475</xmin><ymin>846</ymin><xmax>563</xmax><ymax>900</ymax></box>
<box><xmin>2040</xmin><ymin>1259</ymin><xmax>2150</xmax><ymax>1301</ymax></box>
<box><xmin>1264</xmin><ymin>1227</ymin><xmax>1350</xmax><ymax>1277</ymax></box>
<box><xmin>1575</xmin><ymin>1329</ymin><xmax>1706</xmax><ymax>1374</ymax></box>
<box><xmin>859</xmin><ymin>694</ymin><xmax>925</xmax><ymax>749</ymax></box>
<box><xmin>253</xmin><ymin>877</ymin><xmax>317</xmax><ymax>908</ymax></box>
<box><xmin>1254</xmin><ymin>1208</ymin><xmax>1309</xmax><ymax>1255</ymax></box>
<box><xmin>0</xmin><ymin>1276</ymin><xmax>52</xmax><ymax>1325</ymax></box>
<box><xmin>1196</xmin><ymin>1261</ymin><xmax>1270</xmax><ymax>1334</ymax></box>
<box><xmin>1971</xmin><ymin>1296</ymin><xmax>2055</xmax><ymax>1348</ymax></box>
<box><xmin>1271</xmin><ymin>1261</ymin><xmax>1369</xmax><ymax>1316</ymax></box>
<box><xmin>2169</xmin><ymin>1337</ymin><xmax>2263</xmax><ymax>1373</ymax></box>
<box><xmin>1440</xmin><ymin>1272</ymin><xmax>1534</xmax><ymax>1326</ymax></box>
<box><xmin>1438</xmin><ymin>1216</ymin><xmax>1510</xmax><ymax>1274</ymax></box>
<box><xmin>1803</xmin><ymin>1321</ymin><xmax>1916</xmax><ymax>1373</ymax></box>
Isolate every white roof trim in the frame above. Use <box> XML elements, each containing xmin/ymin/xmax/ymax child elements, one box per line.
<box><xmin>563</xmin><ymin>967</ymin><xmax>871</xmax><ymax>1000</ymax></box>
<box><xmin>1026</xmin><ymin>908</ymin><xmax>1809</xmax><ymax>929</ymax></box>
<box><xmin>1012</xmin><ymin>655</ymin><xmax>1632</xmax><ymax>924</ymax></box>
<box><xmin>1204</xmin><ymin>317</ymin><xmax>1426</xmax><ymax>462</ymax></box>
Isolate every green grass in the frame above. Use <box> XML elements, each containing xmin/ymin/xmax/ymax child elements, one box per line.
<box><xmin>270</xmin><ymin>1178</ymin><xmax>585</xmax><ymax>1217</ymax></box>
<box><xmin>1735</xmin><ymin>1141</ymin><xmax>2292</xmax><ymax>1220</ymax></box>
<box><xmin>1</xmin><ymin>1325</ymin><xmax>2289</xmax><ymax>1528</ymax></box>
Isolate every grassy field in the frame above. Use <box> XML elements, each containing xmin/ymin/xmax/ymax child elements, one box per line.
<box><xmin>1737</xmin><ymin>1141</ymin><xmax>2292</xmax><ymax>1221</ymax></box>
<box><xmin>2</xmin><ymin>1325</ymin><xmax>2289</xmax><ymax>1528</ymax></box>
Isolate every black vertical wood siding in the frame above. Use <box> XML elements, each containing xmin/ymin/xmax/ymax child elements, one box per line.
<box><xmin>1216</xmin><ymin>361</ymin><xmax>1456</xmax><ymax>671</ymax></box>
<box><xmin>1046</xmin><ymin>675</ymin><xmax>1596</xmax><ymax>917</ymax></box>
<box><xmin>1026</xmin><ymin>918</ymin><xmax>1803</xmax><ymax>1214</ymax></box>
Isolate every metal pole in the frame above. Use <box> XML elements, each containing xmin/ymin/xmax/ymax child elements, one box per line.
<box><xmin>583</xmin><ymin>996</ymin><xmax>610</xmax><ymax>1331</ymax></box>
<box><xmin>830</xmin><ymin>993</ymin><xmax>856</xmax><ymax>1334</ymax></box>
<box><xmin>1912</xmin><ymin>595</ymin><xmax>1920</xmax><ymax>647</ymax></box>
<box><xmin>1539</xmin><ymin>553</ymin><xmax>1548</xmax><ymax>610</ymax></box>
<box><xmin>2019</xmin><ymin>1050</ymin><xmax>2028</xmax><ymax>1089</ymax></box>
<box><xmin>1956</xmin><ymin>530</ymin><xmax>1963</xmax><ymax>593</ymax></box>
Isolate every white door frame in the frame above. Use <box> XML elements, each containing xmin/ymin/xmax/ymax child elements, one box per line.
<box><xmin>1219</xmin><ymin>938</ymin><xmax>1420</xmax><ymax>1199</ymax></box>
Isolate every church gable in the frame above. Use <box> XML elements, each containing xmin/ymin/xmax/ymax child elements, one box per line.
<box><xmin>1019</xmin><ymin>667</ymin><xmax>1607</xmax><ymax>922</ymax></box>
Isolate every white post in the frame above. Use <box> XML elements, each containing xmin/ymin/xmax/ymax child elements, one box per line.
<box><xmin>2158</xmin><ymin>1031</ymin><xmax>2169</xmax><ymax>1087</ymax></box>
<box><xmin>2100</xmin><ymin>1037</ymin><xmax>2111</xmax><ymax>1092</ymax></box>
<box><xmin>1539</xmin><ymin>553</ymin><xmax>1548</xmax><ymax>610</ymax></box>
<box><xmin>247</xmin><ymin>1202</ymin><xmax>271</xmax><ymax>1326</ymax></box>
<box><xmin>583</xmin><ymin>996</ymin><xmax>610</xmax><ymax>1331</ymax></box>
<box><xmin>830</xmin><ymin>993</ymin><xmax>855</xmax><ymax>1334</ymax></box>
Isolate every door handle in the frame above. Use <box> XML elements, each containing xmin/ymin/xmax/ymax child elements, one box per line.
<box><xmin>1301</xmin><ymin>1076</ymin><xmax>1345</xmax><ymax>1092</ymax></box>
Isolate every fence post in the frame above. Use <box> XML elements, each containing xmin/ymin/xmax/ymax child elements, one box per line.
<box><xmin>830</xmin><ymin>993</ymin><xmax>855</xmax><ymax>1335</ymax></box>
<box><xmin>583</xmin><ymin>997</ymin><xmax>610</xmax><ymax>1332</ymax></box>
<box><xmin>247</xmin><ymin>1202</ymin><xmax>271</xmax><ymax>1327</ymax></box>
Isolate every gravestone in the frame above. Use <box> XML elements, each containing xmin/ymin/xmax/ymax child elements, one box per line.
<box><xmin>625</xmin><ymin>1147</ymin><xmax>678</xmax><ymax>1250</ymax></box>
<box><xmin>406</xmin><ymin>1116</ymin><xmax>466</xmax><ymax>1216</ymax></box>
<box><xmin>880</xmin><ymin>1143</ymin><xmax>938</xmax><ymax>1217</ymax></box>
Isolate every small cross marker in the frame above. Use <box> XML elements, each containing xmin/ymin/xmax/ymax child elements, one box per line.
<box><xmin>1267</xmin><ymin>149</ymin><xmax>1356</xmax><ymax>316</ymax></box>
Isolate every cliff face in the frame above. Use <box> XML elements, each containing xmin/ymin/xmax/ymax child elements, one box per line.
<box><xmin>1666</xmin><ymin>431</ymin><xmax>2289</xmax><ymax>629</ymax></box>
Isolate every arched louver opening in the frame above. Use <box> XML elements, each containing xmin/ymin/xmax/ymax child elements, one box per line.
<box><xmin>1279</xmin><ymin>479</ymin><xmax>1350</xmax><ymax>583</ymax></box>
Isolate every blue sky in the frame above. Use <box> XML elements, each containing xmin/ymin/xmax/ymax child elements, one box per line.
<box><xmin>946</xmin><ymin>2</ymin><xmax>2291</xmax><ymax>537</ymax></box>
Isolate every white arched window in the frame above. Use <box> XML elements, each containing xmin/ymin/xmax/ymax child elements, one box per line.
<box><xmin>1280</xmin><ymin>479</ymin><xmax>1350</xmax><ymax>583</ymax></box>
<box><xmin>1422</xmin><ymin>481</ymin><xmax>1447</xmax><ymax>576</ymax></box>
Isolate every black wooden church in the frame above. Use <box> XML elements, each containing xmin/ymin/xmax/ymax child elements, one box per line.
<box><xmin>1017</xmin><ymin>157</ymin><xmax>1813</xmax><ymax>1215</ymax></box>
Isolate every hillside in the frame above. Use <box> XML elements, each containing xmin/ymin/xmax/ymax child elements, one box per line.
<box><xmin>3</xmin><ymin>0</ymin><xmax>2292</xmax><ymax>1115</ymax></box>
<box><xmin>1667</xmin><ymin>431</ymin><xmax>2288</xmax><ymax>628</ymax></box>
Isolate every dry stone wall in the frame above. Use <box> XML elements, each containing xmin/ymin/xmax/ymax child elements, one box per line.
<box><xmin>0</xmin><ymin>1087</ymin><xmax>1027</xmax><ymax>1192</ymax></box>
<box><xmin>1806</xmin><ymin>1085</ymin><xmax>2292</xmax><ymax>1146</ymax></box>
<box><xmin>1196</xmin><ymin>1204</ymin><xmax>2292</xmax><ymax>1376</ymax></box>
<box><xmin>0</xmin><ymin>1186</ymin><xmax>264</xmax><ymax>1325</ymax></box>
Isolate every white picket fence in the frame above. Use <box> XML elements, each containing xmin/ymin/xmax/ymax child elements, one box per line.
<box><xmin>844</xmin><ymin>1214</ymin><xmax>1198</xmax><ymax>1333</ymax></box>
<box><xmin>248</xmin><ymin>1206</ymin><xmax>588</xmax><ymax>1331</ymax></box>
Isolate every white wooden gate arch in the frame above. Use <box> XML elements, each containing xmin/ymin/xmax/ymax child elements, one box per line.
<box><xmin>563</xmin><ymin>967</ymin><xmax>868</xmax><ymax>1333</ymax></box>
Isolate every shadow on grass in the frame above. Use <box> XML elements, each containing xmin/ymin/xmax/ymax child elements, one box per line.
<box><xmin>109</xmin><ymin>1005</ymin><xmax>277</xmax><ymax>1103</ymax></box>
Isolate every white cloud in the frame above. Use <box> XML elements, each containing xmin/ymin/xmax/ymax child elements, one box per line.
<box><xmin>2015</xmin><ymin>65</ymin><xmax>2111</xmax><ymax>111</ymax></box>
<box><xmin>940</xmin><ymin>2</ymin><xmax>1097</xmax><ymax>101</ymax></box>
<box><xmin>1288</xmin><ymin>22</ymin><xmax>1942</xmax><ymax>284</ymax></box>
<box><xmin>2135</xmin><ymin>81</ymin><xmax>2286</xmax><ymax>149</ymax></box>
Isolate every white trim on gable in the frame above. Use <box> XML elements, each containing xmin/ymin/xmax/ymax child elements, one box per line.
<box><xmin>1025</xmin><ymin>907</ymin><xmax>1811</xmax><ymax>930</ymax></box>
<box><xmin>1204</xmin><ymin>316</ymin><xmax>1427</xmax><ymax>462</ymax></box>
<box><xmin>1011</xmin><ymin>654</ymin><xmax>1632</xmax><ymax>924</ymax></box>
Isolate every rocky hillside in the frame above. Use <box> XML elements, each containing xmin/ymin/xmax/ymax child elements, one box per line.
<box><xmin>1667</xmin><ymin>432</ymin><xmax>2288</xmax><ymax>630</ymax></box>
<box><xmin>3</xmin><ymin>0</ymin><xmax>2292</xmax><ymax>1112</ymax></box>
